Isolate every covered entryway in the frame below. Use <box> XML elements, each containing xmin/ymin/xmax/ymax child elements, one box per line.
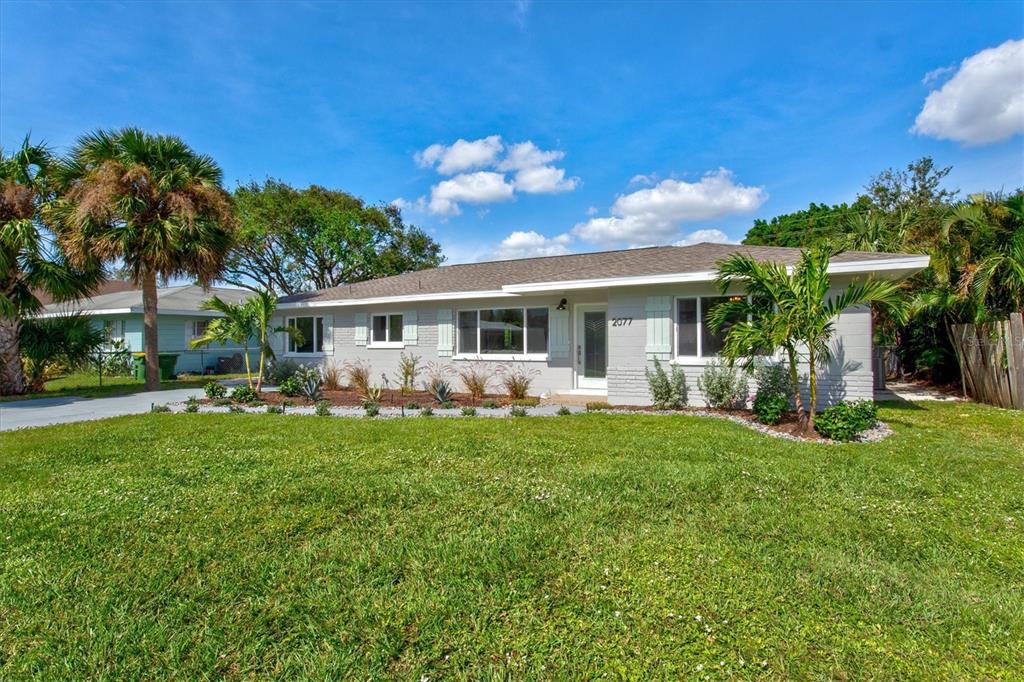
<box><xmin>574</xmin><ymin>304</ymin><xmax>607</xmax><ymax>391</ymax></box>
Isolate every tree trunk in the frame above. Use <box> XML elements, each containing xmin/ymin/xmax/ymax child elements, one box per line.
<box><xmin>142</xmin><ymin>270</ymin><xmax>161</xmax><ymax>390</ymax></box>
<box><xmin>786</xmin><ymin>345</ymin><xmax>807</xmax><ymax>431</ymax></box>
<box><xmin>0</xmin><ymin>317</ymin><xmax>26</xmax><ymax>395</ymax></box>
<box><xmin>243</xmin><ymin>343</ymin><xmax>253</xmax><ymax>389</ymax></box>
<box><xmin>807</xmin><ymin>347</ymin><xmax>818</xmax><ymax>434</ymax></box>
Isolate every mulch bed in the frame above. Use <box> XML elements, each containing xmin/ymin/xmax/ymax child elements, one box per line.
<box><xmin>204</xmin><ymin>388</ymin><xmax>526</xmax><ymax>409</ymax></box>
<box><xmin>593</xmin><ymin>404</ymin><xmax>829</xmax><ymax>441</ymax></box>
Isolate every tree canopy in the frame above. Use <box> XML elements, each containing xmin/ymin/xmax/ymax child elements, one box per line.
<box><xmin>224</xmin><ymin>180</ymin><xmax>444</xmax><ymax>295</ymax></box>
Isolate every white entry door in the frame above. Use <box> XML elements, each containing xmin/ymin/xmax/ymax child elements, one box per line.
<box><xmin>575</xmin><ymin>304</ymin><xmax>608</xmax><ymax>390</ymax></box>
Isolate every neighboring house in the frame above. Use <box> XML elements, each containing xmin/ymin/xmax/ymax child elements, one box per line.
<box><xmin>274</xmin><ymin>243</ymin><xmax>929</xmax><ymax>407</ymax></box>
<box><xmin>40</xmin><ymin>285</ymin><xmax>258</xmax><ymax>375</ymax></box>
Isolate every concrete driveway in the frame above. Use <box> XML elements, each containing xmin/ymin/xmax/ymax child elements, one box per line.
<box><xmin>0</xmin><ymin>387</ymin><xmax>210</xmax><ymax>431</ymax></box>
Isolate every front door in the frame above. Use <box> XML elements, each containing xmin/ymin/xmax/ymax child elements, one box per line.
<box><xmin>575</xmin><ymin>305</ymin><xmax>608</xmax><ymax>390</ymax></box>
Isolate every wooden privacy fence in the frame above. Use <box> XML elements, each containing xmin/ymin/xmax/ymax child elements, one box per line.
<box><xmin>950</xmin><ymin>313</ymin><xmax>1024</xmax><ymax>410</ymax></box>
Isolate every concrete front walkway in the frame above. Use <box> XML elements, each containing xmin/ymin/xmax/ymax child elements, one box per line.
<box><xmin>0</xmin><ymin>387</ymin><xmax>212</xmax><ymax>431</ymax></box>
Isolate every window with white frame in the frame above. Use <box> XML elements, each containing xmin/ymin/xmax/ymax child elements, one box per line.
<box><xmin>457</xmin><ymin>307</ymin><xmax>548</xmax><ymax>356</ymax></box>
<box><xmin>675</xmin><ymin>296</ymin><xmax>745</xmax><ymax>358</ymax></box>
<box><xmin>370</xmin><ymin>313</ymin><xmax>403</xmax><ymax>346</ymax></box>
<box><xmin>287</xmin><ymin>315</ymin><xmax>324</xmax><ymax>353</ymax></box>
<box><xmin>190</xmin><ymin>319</ymin><xmax>210</xmax><ymax>339</ymax></box>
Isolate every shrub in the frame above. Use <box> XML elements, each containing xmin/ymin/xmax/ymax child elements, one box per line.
<box><xmin>278</xmin><ymin>375</ymin><xmax>302</xmax><ymax>397</ymax></box>
<box><xmin>293</xmin><ymin>365</ymin><xmax>323</xmax><ymax>402</ymax></box>
<box><xmin>363</xmin><ymin>402</ymin><xmax>380</xmax><ymax>417</ymax></box>
<box><xmin>360</xmin><ymin>385</ymin><xmax>383</xmax><ymax>408</ymax></box>
<box><xmin>213</xmin><ymin>397</ymin><xmax>232</xmax><ymax>407</ymax></box>
<box><xmin>405</xmin><ymin>401</ymin><xmax>421</xmax><ymax>410</ymax></box>
<box><xmin>420</xmin><ymin>405</ymin><xmax>434</xmax><ymax>417</ymax></box>
<box><xmin>456</xmin><ymin>362</ymin><xmax>492</xmax><ymax>401</ymax></box>
<box><xmin>266</xmin><ymin>404</ymin><xmax>284</xmax><ymax>414</ymax></box>
<box><xmin>645</xmin><ymin>358</ymin><xmax>687</xmax><ymax>409</ymax></box>
<box><xmin>509</xmin><ymin>397</ymin><xmax>540</xmax><ymax>407</ymax></box>
<box><xmin>752</xmin><ymin>362</ymin><xmax>792</xmax><ymax>425</ymax></box>
<box><xmin>440</xmin><ymin>400</ymin><xmax>455</xmax><ymax>409</ymax></box>
<box><xmin>204</xmin><ymin>381</ymin><xmax>227</xmax><ymax>399</ymax></box>
<box><xmin>557</xmin><ymin>405</ymin><xmax>572</xmax><ymax>416</ymax></box>
<box><xmin>314</xmin><ymin>400</ymin><xmax>332</xmax><ymax>416</ymax></box>
<box><xmin>321</xmin><ymin>364</ymin><xmax>343</xmax><ymax>391</ymax></box>
<box><xmin>228</xmin><ymin>404</ymin><xmax>246</xmax><ymax>413</ymax></box>
<box><xmin>461</xmin><ymin>406</ymin><xmax>477</xmax><ymax>416</ymax></box>
<box><xmin>184</xmin><ymin>396</ymin><xmax>200</xmax><ymax>413</ymax></box>
<box><xmin>266</xmin><ymin>359</ymin><xmax>302</xmax><ymax>385</ymax></box>
<box><xmin>231</xmin><ymin>384</ymin><xmax>259</xmax><ymax>404</ymax></box>
<box><xmin>343</xmin><ymin>360</ymin><xmax>372</xmax><ymax>394</ymax></box>
<box><xmin>481</xmin><ymin>399</ymin><xmax>499</xmax><ymax>409</ymax></box>
<box><xmin>427</xmin><ymin>379</ymin><xmax>455</xmax><ymax>405</ymax></box>
<box><xmin>815</xmin><ymin>400</ymin><xmax>878</xmax><ymax>441</ymax></box>
<box><xmin>103</xmin><ymin>339</ymin><xmax>133</xmax><ymax>376</ymax></box>
<box><xmin>586</xmin><ymin>401</ymin><xmax>612</xmax><ymax>411</ymax></box>
<box><xmin>510</xmin><ymin>405</ymin><xmax>528</xmax><ymax>417</ymax></box>
<box><xmin>396</xmin><ymin>352</ymin><xmax>421</xmax><ymax>394</ymax></box>
<box><xmin>150</xmin><ymin>403</ymin><xmax>171</xmax><ymax>413</ymax></box>
<box><xmin>498</xmin><ymin>363</ymin><xmax>539</xmax><ymax>400</ymax></box>
<box><xmin>698</xmin><ymin>360</ymin><xmax>749</xmax><ymax>409</ymax></box>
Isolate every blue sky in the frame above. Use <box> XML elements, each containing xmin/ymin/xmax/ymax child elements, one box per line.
<box><xmin>2</xmin><ymin>1</ymin><xmax>1022</xmax><ymax>264</ymax></box>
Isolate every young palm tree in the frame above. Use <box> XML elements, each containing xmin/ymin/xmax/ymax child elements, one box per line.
<box><xmin>0</xmin><ymin>137</ymin><xmax>102</xmax><ymax>395</ymax></box>
<box><xmin>19</xmin><ymin>313</ymin><xmax>106</xmax><ymax>392</ymax></box>
<box><xmin>246</xmin><ymin>290</ymin><xmax>301</xmax><ymax>392</ymax></box>
<box><xmin>712</xmin><ymin>245</ymin><xmax>906</xmax><ymax>432</ymax></box>
<box><xmin>189</xmin><ymin>296</ymin><xmax>257</xmax><ymax>389</ymax></box>
<box><xmin>48</xmin><ymin>129</ymin><xmax>237</xmax><ymax>390</ymax></box>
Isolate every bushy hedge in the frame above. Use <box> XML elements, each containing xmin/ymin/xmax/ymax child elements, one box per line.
<box><xmin>815</xmin><ymin>400</ymin><xmax>878</xmax><ymax>441</ymax></box>
<box><xmin>752</xmin><ymin>363</ymin><xmax>790</xmax><ymax>425</ymax></box>
<box><xmin>204</xmin><ymin>381</ymin><xmax>227</xmax><ymax>399</ymax></box>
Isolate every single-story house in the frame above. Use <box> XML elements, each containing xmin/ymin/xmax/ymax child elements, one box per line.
<box><xmin>40</xmin><ymin>284</ymin><xmax>258</xmax><ymax>375</ymax></box>
<box><xmin>274</xmin><ymin>243</ymin><xmax>929</xmax><ymax>407</ymax></box>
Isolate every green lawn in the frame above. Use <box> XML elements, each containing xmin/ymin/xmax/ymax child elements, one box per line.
<box><xmin>1</xmin><ymin>403</ymin><xmax>1022</xmax><ymax>678</ymax></box>
<box><xmin>0</xmin><ymin>371</ymin><xmax>246</xmax><ymax>402</ymax></box>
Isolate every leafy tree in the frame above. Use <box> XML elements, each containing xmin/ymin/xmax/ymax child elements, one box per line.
<box><xmin>225</xmin><ymin>180</ymin><xmax>443</xmax><ymax>295</ymax></box>
<box><xmin>19</xmin><ymin>313</ymin><xmax>105</xmax><ymax>392</ymax></box>
<box><xmin>0</xmin><ymin>137</ymin><xmax>103</xmax><ymax>395</ymax></box>
<box><xmin>48</xmin><ymin>128</ymin><xmax>237</xmax><ymax>390</ymax></box>
<box><xmin>864</xmin><ymin>157</ymin><xmax>957</xmax><ymax>214</ymax></box>
<box><xmin>742</xmin><ymin>198</ymin><xmax>873</xmax><ymax>248</ymax></box>
<box><xmin>711</xmin><ymin>245</ymin><xmax>906</xmax><ymax>432</ymax></box>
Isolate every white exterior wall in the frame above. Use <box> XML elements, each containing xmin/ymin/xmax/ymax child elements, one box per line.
<box><xmin>276</xmin><ymin>277</ymin><xmax>874</xmax><ymax>408</ymax></box>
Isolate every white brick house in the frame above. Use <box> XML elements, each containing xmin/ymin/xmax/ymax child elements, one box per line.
<box><xmin>274</xmin><ymin>243</ymin><xmax>928</xmax><ymax>407</ymax></box>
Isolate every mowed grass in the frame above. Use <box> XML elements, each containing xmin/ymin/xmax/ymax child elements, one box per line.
<box><xmin>0</xmin><ymin>372</ymin><xmax>247</xmax><ymax>402</ymax></box>
<box><xmin>1</xmin><ymin>403</ymin><xmax>1022</xmax><ymax>679</ymax></box>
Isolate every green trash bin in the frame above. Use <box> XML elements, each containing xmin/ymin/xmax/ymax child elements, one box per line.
<box><xmin>132</xmin><ymin>353</ymin><xmax>179</xmax><ymax>381</ymax></box>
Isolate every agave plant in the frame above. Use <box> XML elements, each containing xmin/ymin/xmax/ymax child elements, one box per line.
<box><xmin>299</xmin><ymin>368</ymin><xmax>323</xmax><ymax>402</ymax></box>
<box><xmin>427</xmin><ymin>379</ymin><xmax>455</xmax><ymax>405</ymax></box>
<box><xmin>360</xmin><ymin>385</ymin><xmax>383</xmax><ymax>408</ymax></box>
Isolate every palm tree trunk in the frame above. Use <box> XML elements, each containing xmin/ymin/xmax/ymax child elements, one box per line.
<box><xmin>255</xmin><ymin>338</ymin><xmax>266</xmax><ymax>393</ymax></box>
<box><xmin>785</xmin><ymin>344</ymin><xmax>807</xmax><ymax>429</ymax></box>
<box><xmin>0</xmin><ymin>317</ymin><xmax>27</xmax><ymax>395</ymax></box>
<box><xmin>243</xmin><ymin>343</ymin><xmax>253</xmax><ymax>389</ymax></box>
<box><xmin>141</xmin><ymin>270</ymin><xmax>161</xmax><ymax>391</ymax></box>
<box><xmin>807</xmin><ymin>347</ymin><xmax>818</xmax><ymax>433</ymax></box>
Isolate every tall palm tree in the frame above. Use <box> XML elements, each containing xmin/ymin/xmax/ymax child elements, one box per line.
<box><xmin>246</xmin><ymin>289</ymin><xmax>301</xmax><ymax>392</ymax></box>
<box><xmin>0</xmin><ymin>137</ymin><xmax>102</xmax><ymax>395</ymax></box>
<box><xmin>48</xmin><ymin>129</ymin><xmax>237</xmax><ymax>389</ymax></box>
<box><xmin>189</xmin><ymin>296</ymin><xmax>257</xmax><ymax>388</ymax></box>
<box><xmin>711</xmin><ymin>245</ymin><xmax>906</xmax><ymax>432</ymax></box>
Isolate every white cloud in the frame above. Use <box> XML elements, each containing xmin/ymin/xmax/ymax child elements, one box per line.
<box><xmin>512</xmin><ymin>165</ymin><xmax>580</xmax><ymax>193</ymax></box>
<box><xmin>912</xmin><ymin>39</ymin><xmax>1024</xmax><ymax>145</ymax></box>
<box><xmin>416</xmin><ymin>135</ymin><xmax>504</xmax><ymax>174</ymax></box>
<box><xmin>428</xmin><ymin>171</ymin><xmax>515</xmax><ymax>216</ymax></box>
<box><xmin>628</xmin><ymin>173</ymin><xmax>659</xmax><ymax>187</ymax></box>
<box><xmin>497</xmin><ymin>141</ymin><xmax>564</xmax><ymax>171</ymax></box>
<box><xmin>573</xmin><ymin>169</ymin><xmax>767</xmax><ymax>246</ymax></box>
<box><xmin>673</xmin><ymin>229</ymin><xmax>738</xmax><ymax>247</ymax></box>
<box><xmin>492</xmin><ymin>230</ymin><xmax>573</xmax><ymax>260</ymax></box>
<box><xmin>922</xmin><ymin>65</ymin><xmax>955</xmax><ymax>86</ymax></box>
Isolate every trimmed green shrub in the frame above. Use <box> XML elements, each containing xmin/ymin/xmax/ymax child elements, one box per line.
<box><xmin>266</xmin><ymin>359</ymin><xmax>302</xmax><ymax>385</ymax></box>
<box><xmin>405</xmin><ymin>401</ymin><xmax>421</xmax><ymax>410</ymax></box>
<box><xmin>753</xmin><ymin>362</ymin><xmax>791</xmax><ymax>425</ymax></box>
<box><xmin>557</xmin><ymin>406</ymin><xmax>572</xmax><ymax>416</ymax></box>
<box><xmin>645</xmin><ymin>357</ymin><xmax>687</xmax><ymax>409</ymax></box>
<box><xmin>510</xmin><ymin>405</ymin><xmax>528</xmax><ymax>417</ymax></box>
<box><xmin>278</xmin><ymin>375</ymin><xmax>302</xmax><ymax>397</ymax></box>
<box><xmin>213</xmin><ymin>397</ymin><xmax>232</xmax><ymax>407</ymax></box>
<box><xmin>314</xmin><ymin>400</ymin><xmax>332</xmax><ymax>416</ymax></box>
<box><xmin>481</xmin><ymin>399</ymin><xmax>499</xmax><ymax>409</ymax></box>
<box><xmin>230</xmin><ymin>385</ymin><xmax>259</xmax><ymax>404</ymax></box>
<box><xmin>420</xmin><ymin>406</ymin><xmax>434</xmax><ymax>417</ymax></box>
<box><xmin>698</xmin><ymin>360</ymin><xmax>749</xmax><ymax>409</ymax></box>
<box><xmin>266</xmin><ymin>404</ymin><xmax>284</xmax><ymax>414</ymax></box>
<box><xmin>815</xmin><ymin>400</ymin><xmax>878</xmax><ymax>441</ymax></box>
<box><xmin>753</xmin><ymin>393</ymin><xmax>789</xmax><ymax>425</ymax></box>
<box><xmin>509</xmin><ymin>397</ymin><xmax>540</xmax><ymax>407</ymax></box>
<box><xmin>461</xmin><ymin>406</ymin><xmax>477</xmax><ymax>416</ymax></box>
<box><xmin>204</xmin><ymin>381</ymin><xmax>226</xmax><ymax>399</ymax></box>
<box><xmin>364</xmin><ymin>402</ymin><xmax>380</xmax><ymax>417</ymax></box>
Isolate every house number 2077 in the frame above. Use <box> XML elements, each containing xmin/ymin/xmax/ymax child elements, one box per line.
<box><xmin>611</xmin><ymin>317</ymin><xmax>633</xmax><ymax>327</ymax></box>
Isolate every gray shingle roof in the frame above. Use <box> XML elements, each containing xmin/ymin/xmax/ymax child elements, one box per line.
<box><xmin>280</xmin><ymin>242</ymin><xmax>926</xmax><ymax>304</ymax></box>
<box><xmin>43</xmin><ymin>285</ymin><xmax>255</xmax><ymax>315</ymax></box>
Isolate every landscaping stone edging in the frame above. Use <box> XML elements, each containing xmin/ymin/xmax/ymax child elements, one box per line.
<box><xmin>165</xmin><ymin>401</ymin><xmax>893</xmax><ymax>444</ymax></box>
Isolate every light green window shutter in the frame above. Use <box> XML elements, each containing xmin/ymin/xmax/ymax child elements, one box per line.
<box><xmin>321</xmin><ymin>314</ymin><xmax>334</xmax><ymax>354</ymax></box>
<box><xmin>403</xmin><ymin>310</ymin><xmax>417</xmax><ymax>345</ymax></box>
<box><xmin>436</xmin><ymin>309</ymin><xmax>453</xmax><ymax>357</ymax></box>
<box><xmin>354</xmin><ymin>312</ymin><xmax>367</xmax><ymax>346</ymax></box>
<box><xmin>645</xmin><ymin>296</ymin><xmax>672</xmax><ymax>358</ymax></box>
<box><xmin>273</xmin><ymin>316</ymin><xmax>288</xmax><ymax>354</ymax></box>
<box><xmin>549</xmin><ymin>307</ymin><xmax>570</xmax><ymax>358</ymax></box>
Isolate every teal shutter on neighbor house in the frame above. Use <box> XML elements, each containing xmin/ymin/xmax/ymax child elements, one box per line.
<box><xmin>549</xmin><ymin>307</ymin><xmax>570</xmax><ymax>359</ymax></box>
<box><xmin>403</xmin><ymin>310</ymin><xmax>418</xmax><ymax>345</ymax></box>
<box><xmin>354</xmin><ymin>312</ymin><xmax>368</xmax><ymax>346</ymax></box>
<box><xmin>645</xmin><ymin>296</ymin><xmax>672</xmax><ymax>359</ymax></box>
<box><xmin>436</xmin><ymin>309</ymin><xmax>453</xmax><ymax>356</ymax></box>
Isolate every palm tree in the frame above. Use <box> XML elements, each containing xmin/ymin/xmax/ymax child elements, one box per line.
<box><xmin>48</xmin><ymin>129</ymin><xmax>237</xmax><ymax>390</ymax></box>
<box><xmin>711</xmin><ymin>245</ymin><xmax>906</xmax><ymax>432</ymax></box>
<box><xmin>189</xmin><ymin>296</ymin><xmax>257</xmax><ymax>389</ymax></box>
<box><xmin>19</xmin><ymin>313</ymin><xmax>106</xmax><ymax>392</ymax></box>
<box><xmin>0</xmin><ymin>137</ymin><xmax>102</xmax><ymax>395</ymax></box>
<box><xmin>246</xmin><ymin>289</ymin><xmax>301</xmax><ymax>392</ymax></box>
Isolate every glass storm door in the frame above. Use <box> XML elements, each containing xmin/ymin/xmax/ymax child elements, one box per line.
<box><xmin>575</xmin><ymin>305</ymin><xmax>608</xmax><ymax>390</ymax></box>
